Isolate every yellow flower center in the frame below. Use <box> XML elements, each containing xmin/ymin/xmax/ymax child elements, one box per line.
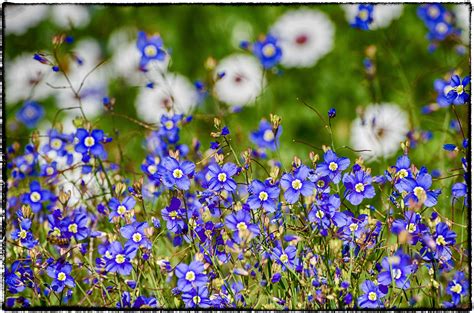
<box><xmin>329</xmin><ymin>162</ymin><xmax>338</xmax><ymax>171</ymax></box>
<box><xmin>316</xmin><ymin>210</ymin><xmax>325</xmax><ymax>219</ymax></box>
<box><xmin>51</xmin><ymin>138</ymin><xmax>62</xmax><ymax>149</ymax></box>
<box><xmin>51</xmin><ymin>227</ymin><xmax>61</xmax><ymax>237</ymax></box>
<box><xmin>258</xmin><ymin>191</ymin><xmax>269</xmax><ymax>201</ymax></box>
<box><xmin>280</xmin><ymin>253</ymin><xmax>289</xmax><ymax>263</ymax></box>
<box><xmin>428</xmin><ymin>6</ymin><xmax>439</xmax><ymax>18</ymax></box>
<box><xmin>355</xmin><ymin>183</ymin><xmax>365</xmax><ymax>193</ymax></box>
<box><xmin>349</xmin><ymin>223</ymin><xmax>358</xmax><ymax>232</ymax></box>
<box><xmin>57</xmin><ymin>272</ymin><xmax>67</xmax><ymax>281</ymax></box>
<box><xmin>413</xmin><ymin>186</ymin><xmax>426</xmax><ymax>200</ymax></box>
<box><xmin>317</xmin><ymin>180</ymin><xmax>325</xmax><ymax>188</ymax></box>
<box><xmin>169</xmin><ymin>211</ymin><xmax>178</xmax><ymax>220</ymax></box>
<box><xmin>435</xmin><ymin>22</ymin><xmax>447</xmax><ymax>34</ymax></box>
<box><xmin>132</xmin><ymin>233</ymin><xmax>142</xmax><ymax>243</ymax></box>
<box><xmin>84</xmin><ymin>136</ymin><xmax>95</xmax><ymax>147</ymax></box>
<box><xmin>450</xmin><ymin>283</ymin><xmax>463</xmax><ymax>294</ymax></box>
<box><xmin>186</xmin><ymin>271</ymin><xmax>196</xmax><ymax>282</ymax></box>
<box><xmin>173</xmin><ymin>168</ymin><xmax>184</xmax><ymax>179</ymax></box>
<box><xmin>144</xmin><ymin>44</ymin><xmax>157</xmax><ymax>57</ymax></box>
<box><xmin>193</xmin><ymin>295</ymin><xmax>201</xmax><ymax>304</ymax></box>
<box><xmin>46</xmin><ymin>167</ymin><xmax>54</xmax><ymax>175</ymax></box>
<box><xmin>262</xmin><ymin>43</ymin><xmax>276</xmax><ymax>57</ymax></box>
<box><xmin>368</xmin><ymin>291</ymin><xmax>377</xmax><ymax>301</ymax></box>
<box><xmin>292</xmin><ymin>179</ymin><xmax>302</xmax><ymax>190</ymax></box>
<box><xmin>436</xmin><ymin>235</ymin><xmax>446</xmax><ymax>246</ymax></box>
<box><xmin>164</xmin><ymin>120</ymin><xmax>174</xmax><ymax>130</ymax></box>
<box><xmin>117</xmin><ymin>205</ymin><xmax>127</xmax><ymax>215</ymax></box>
<box><xmin>456</xmin><ymin>85</ymin><xmax>464</xmax><ymax>94</ymax></box>
<box><xmin>19</xmin><ymin>229</ymin><xmax>27</xmax><ymax>239</ymax></box>
<box><xmin>147</xmin><ymin>165</ymin><xmax>157</xmax><ymax>175</ymax></box>
<box><xmin>237</xmin><ymin>222</ymin><xmax>248</xmax><ymax>232</ymax></box>
<box><xmin>392</xmin><ymin>268</ymin><xmax>402</xmax><ymax>280</ymax></box>
<box><xmin>263</xmin><ymin>129</ymin><xmax>275</xmax><ymax>142</ymax></box>
<box><xmin>358</xmin><ymin>9</ymin><xmax>369</xmax><ymax>21</ymax></box>
<box><xmin>30</xmin><ymin>191</ymin><xmax>41</xmax><ymax>203</ymax></box>
<box><xmin>115</xmin><ymin>254</ymin><xmax>125</xmax><ymax>264</ymax></box>
<box><xmin>397</xmin><ymin>169</ymin><xmax>408</xmax><ymax>179</ymax></box>
<box><xmin>218</xmin><ymin>173</ymin><xmax>227</xmax><ymax>182</ymax></box>
<box><xmin>68</xmin><ymin>223</ymin><xmax>78</xmax><ymax>234</ymax></box>
<box><xmin>406</xmin><ymin>223</ymin><xmax>417</xmax><ymax>233</ymax></box>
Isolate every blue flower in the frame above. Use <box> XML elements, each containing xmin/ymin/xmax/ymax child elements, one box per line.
<box><xmin>109</xmin><ymin>196</ymin><xmax>136</xmax><ymax>221</ymax></box>
<box><xmin>46</xmin><ymin>262</ymin><xmax>75</xmax><ymax>293</ymax></box>
<box><xmin>161</xmin><ymin>197</ymin><xmax>187</xmax><ymax>234</ymax></box>
<box><xmin>206</xmin><ymin>162</ymin><xmax>239</xmax><ymax>192</ymax></box>
<box><xmin>342</xmin><ymin>169</ymin><xmax>375</xmax><ymax>206</ymax></box>
<box><xmin>159</xmin><ymin>156</ymin><xmax>195</xmax><ymax>190</ymax></box>
<box><xmin>280</xmin><ymin>165</ymin><xmax>315</xmax><ymax>204</ymax></box>
<box><xmin>136</xmin><ymin>31</ymin><xmax>166</xmax><ymax>70</ymax></box>
<box><xmin>250</xmin><ymin>120</ymin><xmax>282</xmax><ymax>151</ymax></box>
<box><xmin>247</xmin><ymin>179</ymin><xmax>279</xmax><ymax>213</ymax></box>
<box><xmin>16</xmin><ymin>101</ymin><xmax>44</xmax><ymax>128</ymax></box>
<box><xmin>433</xmin><ymin>222</ymin><xmax>457</xmax><ymax>260</ymax></box>
<box><xmin>351</xmin><ymin>5</ymin><xmax>374</xmax><ymax>30</ymax></box>
<box><xmin>446</xmin><ymin>271</ymin><xmax>468</xmax><ymax>305</ymax></box>
<box><xmin>417</xmin><ymin>4</ymin><xmax>446</xmax><ymax>24</ymax></box>
<box><xmin>271</xmin><ymin>245</ymin><xmax>297</xmax><ymax>271</ymax></box>
<box><xmin>105</xmin><ymin>241</ymin><xmax>137</xmax><ymax>275</ymax></box>
<box><xmin>120</xmin><ymin>221</ymin><xmax>151</xmax><ymax>250</ymax></box>
<box><xmin>74</xmin><ymin>128</ymin><xmax>106</xmax><ymax>160</ymax></box>
<box><xmin>357</xmin><ymin>280</ymin><xmax>385</xmax><ymax>308</ymax></box>
<box><xmin>434</xmin><ymin>77</ymin><xmax>453</xmax><ymax>107</ymax></box>
<box><xmin>181</xmin><ymin>286</ymin><xmax>210</xmax><ymax>308</ymax></box>
<box><xmin>22</xmin><ymin>181</ymin><xmax>54</xmax><ymax>213</ymax></box>
<box><xmin>63</xmin><ymin>210</ymin><xmax>90</xmax><ymax>241</ymax></box>
<box><xmin>391</xmin><ymin>210</ymin><xmax>426</xmax><ymax>245</ymax></box>
<box><xmin>175</xmin><ymin>261</ymin><xmax>208</xmax><ymax>292</ymax></box>
<box><xmin>377</xmin><ymin>250</ymin><xmax>414</xmax><ymax>289</ymax></box>
<box><xmin>225</xmin><ymin>208</ymin><xmax>260</xmax><ymax>242</ymax></box>
<box><xmin>316</xmin><ymin>150</ymin><xmax>350</xmax><ymax>183</ymax></box>
<box><xmin>445</xmin><ymin>75</ymin><xmax>470</xmax><ymax>105</ymax></box>
<box><xmin>158</xmin><ymin>114</ymin><xmax>182</xmax><ymax>144</ymax></box>
<box><xmin>253</xmin><ymin>34</ymin><xmax>282</xmax><ymax>69</ymax></box>
<box><xmin>308</xmin><ymin>194</ymin><xmax>346</xmax><ymax>236</ymax></box>
<box><xmin>396</xmin><ymin>167</ymin><xmax>440</xmax><ymax>207</ymax></box>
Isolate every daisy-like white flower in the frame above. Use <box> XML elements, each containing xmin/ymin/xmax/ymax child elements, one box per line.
<box><xmin>270</xmin><ymin>9</ymin><xmax>335</xmax><ymax>68</ymax></box>
<box><xmin>453</xmin><ymin>4</ymin><xmax>469</xmax><ymax>44</ymax></box>
<box><xmin>342</xmin><ymin>4</ymin><xmax>404</xmax><ymax>29</ymax></box>
<box><xmin>213</xmin><ymin>54</ymin><xmax>265</xmax><ymax>108</ymax></box>
<box><xmin>6</xmin><ymin>53</ymin><xmax>53</xmax><ymax>105</ymax></box>
<box><xmin>51</xmin><ymin>5</ymin><xmax>90</xmax><ymax>29</ymax></box>
<box><xmin>135</xmin><ymin>73</ymin><xmax>198</xmax><ymax>124</ymax></box>
<box><xmin>50</xmin><ymin>39</ymin><xmax>109</xmax><ymax>119</ymax></box>
<box><xmin>5</xmin><ymin>5</ymin><xmax>48</xmax><ymax>35</ymax></box>
<box><xmin>350</xmin><ymin>103</ymin><xmax>409</xmax><ymax>161</ymax></box>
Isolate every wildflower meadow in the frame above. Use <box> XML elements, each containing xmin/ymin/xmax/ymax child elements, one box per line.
<box><xmin>3</xmin><ymin>3</ymin><xmax>471</xmax><ymax>309</ymax></box>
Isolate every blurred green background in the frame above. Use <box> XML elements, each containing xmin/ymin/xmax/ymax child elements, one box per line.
<box><xmin>5</xmin><ymin>4</ymin><xmax>469</xmax><ymax>171</ymax></box>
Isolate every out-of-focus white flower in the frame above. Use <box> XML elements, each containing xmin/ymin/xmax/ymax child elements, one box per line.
<box><xmin>342</xmin><ymin>4</ymin><xmax>404</xmax><ymax>29</ymax></box>
<box><xmin>5</xmin><ymin>5</ymin><xmax>49</xmax><ymax>35</ymax></box>
<box><xmin>214</xmin><ymin>54</ymin><xmax>265</xmax><ymax>108</ymax></box>
<box><xmin>50</xmin><ymin>39</ymin><xmax>108</xmax><ymax>119</ymax></box>
<box><xmin>270</xmin><ymin>9</ymin><xmax>335</xmax><ymax>68</ymax></box>
<box><xmin>350</xmin><ymin>103</ymin><xmax>409</xmax><ymax>161</ymax></box>
<box><xmin>51</xmin><ymin>5</ymin><xmax>90</xmax><ymax>29</ymax></box>
<box><xmin>6</xmin><ymin>53</ymin><xmax>53</xmax><ymax>105</ymax></box>
<box><xmin>135</xmin><ymin>73</ymin><xmax>198</xmax><ymax>124</ymax></box>
<box><xmin>107</xmin><ymin>29</ymin><xmax>170</xmax><ymax>85</ymax></box>
<box><xmin>453</xmin><ymin>4</ymin><xmax>469</xmax><ymax>44</ymax></box>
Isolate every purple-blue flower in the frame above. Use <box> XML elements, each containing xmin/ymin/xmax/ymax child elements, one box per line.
<box><xmin>16</xmin><ymin>101</ymin><xmax>44</xmax><ymax>128</ymax></box>
<box><xmin>342</xmin><ymin>169</ymin><xmax>375</xmax><ymax>206</ymax></box>
<box><xmin>22</xmin><ymin>181</ymin><xmax>54</xmax><ymax>213</ymax></box>
<box><xmin>137</xmin><ymin>31</ymin><xmax>166</xmax><ymax>70</ymax></box>
<box><xmin>377</xmin><ymin>250</ymin><xmax>414</xmax><ymax>289</ymax></box>
<box><xmin>46</xmin><ymin>262</ymin><xmax>75</xmax><ymax>293</ymax></box>
<box><xmin>161</xmin><ymin>197</ymin><xmax>187</xmax><ymax>234</ymax></box>
<box><xmin>445</xmin><ymin>75</ymin><xmax>470</xmax><ymax>105</ymax></box>
<box><xmin>351</xmin><ymin>5</ymin><xmax>374</xmax><ymax>30</ymax></box>
<box><xmin>280</xmin><ymin>165</ymin><xmax>314</xmax><ymax>204</ymax></box>
<box><xmin>120</xmin><ymin>221</ymin><xmax>151</xmax><ymax>250</ymax></box>
<box><xmin>105</xmin><ymin>241</ymin><xmax>137</xmax><ymax>276</ymax></box>
<box><xmin>396</xmin><ymin>167</ymin><xmax>440</xmax><ymax>208</ymax></box>
<box><xmin>175</xmin><ymin>261</ymin><xmax>208</xmax><ymax>292</ymax></box>
<box><xmin>109</xmin><ymin>196</ymin><xmax>136</xmax><ymax>220</ymax></box>
<box><xmin>247</xmin><ymin>179</ymin><xmax>279</xmax><ymax>213</ymax></box>
<box><xmin>253</xmin><ymin>34</ymin><xmax>282</xmax><ymax>69</ymax></box>
<box><xmin>357</xmin><ymin>280</ymin><xmax>385</xmax><ymax>308</ymax></box>
<box><xmin>159</xmin><ymin>156</ymin><xmax>195</xmax><ymax>190</ymax></box>
<box><xmin>250</xmin><ymin>120</ymin><xmax>282</xmax><ymax>151</ymax></box>
<box><xmin>75</xmin><ymin>128</ymin><xmax>106</xmax><ymax>160</ymax></box>
<box><xmin>206</xmin><ymin>162</ymin><xmax>239</xmax><ymax>193</ymax></box>
<box><xmin>316</xmin><ymin>150</ymin><xmax>350</xmax><ymax>183</ymax></box>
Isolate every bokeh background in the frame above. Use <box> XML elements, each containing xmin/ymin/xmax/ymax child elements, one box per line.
<box><xmin>4</xmin><ymin>3</ymin><xmax>470</xmax><ymax>171</ymax></box>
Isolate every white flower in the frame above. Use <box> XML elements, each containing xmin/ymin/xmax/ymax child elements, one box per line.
<box><xmin>5</xmin><ymin>5</ymin><xmax>49</xmax><ymax>35</ymax></box>
<box><xmin>342</xmin><ymin>4</ymin><xmax>404</xmax><ymax>29</ymax></box>
<box><xmin>350</xmin><ymin>103</ymin><xmax>409</xmax><ymax>161</ymax></box>
<box><xmin>107</xmin><ymin>29</ymin><xmax>170</xmax><ymax>85</ymax></box>
<box><xmin>6</xmin><ymin>53</ymin><xmax>53</xmax><ymax>105</ymax></box>
<box><xmin>453</xmin><ymin>4</ymin><xmax>469</xmax><ymax>44</ymax></box>
<box><xmin>270</xmin><ymin>9</ymin><xmax>335</xmax><ymax>68</ymax></box>
<box><xmin>214</xmin><ymin>54</ymin><xmax>264</xmax><ymax>108</ymax></box>
<box><xmin>49</xmin><ymin>39</ymin><xmax>108</xmax><ymax>119</ymax></box>
<box><xmin>51</xmin><ymin>5</ymin><xmax>90</xmax><ymax>29</ymax></box>
<box><xmin>135</xmin><ymin>73</ymin><xmax>198</xmax><ymax>124</ymax></box>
